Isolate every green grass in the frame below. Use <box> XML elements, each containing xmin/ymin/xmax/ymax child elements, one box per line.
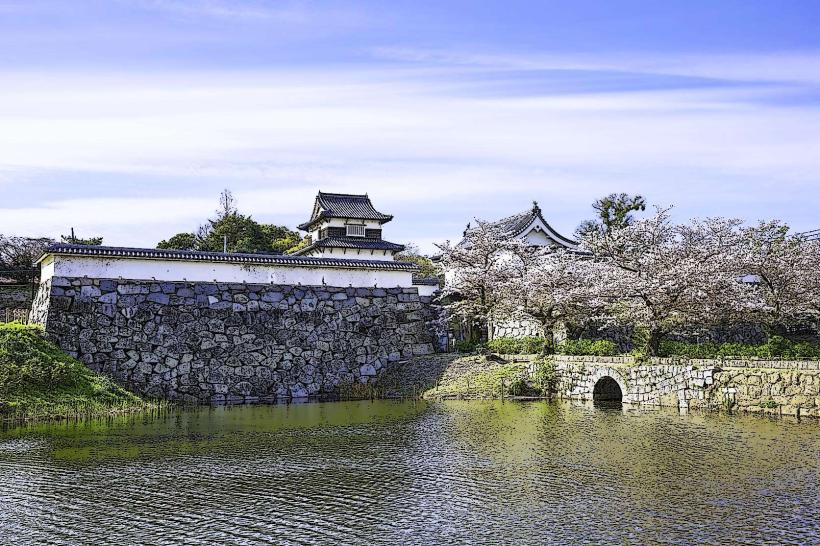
<box><xmin>0</xmin><ymin>322</ymin><xmax>162</xmax><ymax>421</ymax></box>
<box><xmin>422</xmin><ymin>357</ymin><xmax>540</xmax><ymax>399</ymax></box>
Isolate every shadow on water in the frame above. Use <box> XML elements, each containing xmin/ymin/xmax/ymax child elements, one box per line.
<box><xmin>592</xmin><ymin>400</ymin><xmax>624</xmax><ymax>411</ymax></box>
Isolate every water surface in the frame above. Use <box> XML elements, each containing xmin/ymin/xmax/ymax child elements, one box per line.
<box><xmin>0</xmin><ymin>401</ymin><xmax>817</xmax><ymax>545</ymax></box>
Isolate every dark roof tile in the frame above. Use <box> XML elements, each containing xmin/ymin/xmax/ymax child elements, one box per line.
<box><xmin>294</xmin><ymin>237</ymin><xmax>405</xmax><ymax>255</ymax></box>
<box><xmin>40</xmin><ymin>244</ymin><xmax>419</xmax><ymax>271</ymax></box>
<box><xmin>412</xmin><ymin>275</ymin><xmax>441</xmax><ymax>286</ymax></box>
<box><xmin>298</xmin><ymin>192</ymin><xmax>393</xmax><ymax>230</ymax></box>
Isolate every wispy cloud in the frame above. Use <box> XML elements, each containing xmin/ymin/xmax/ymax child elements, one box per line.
<box><xmin>2</xmin><ymin>40</ymin><xmax>820</xmax><ymax>249</ymax></box>
<box><xmin>131</xmin><ymin>0</ymin><xmax>367</xmax><ymax>25</ymax></box>
<box><xmin>375</xmin><ymin>47</ymin><xmax>820</xmax><ymax>86</ymax></box>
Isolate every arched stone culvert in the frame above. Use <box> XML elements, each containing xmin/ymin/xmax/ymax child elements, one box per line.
<box><xmin>592</xmin><ymin>376</ymin><xmax>623</xmax><ymax>402</ymax></box>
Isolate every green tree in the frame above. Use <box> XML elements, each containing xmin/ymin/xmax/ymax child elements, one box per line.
<box><xmin>576</xmin><ymin>193</ymin><xmax>646</xmax><ymax>238</ymax></box>
<box><xmin>198</xmin><ymin>212</ymin><xmax>273</xmax><ymax>253</ymax></box>
<box><xmin>283</xmin><ymin>236</ymin><xmax>310</xmax><ymax>254</ymax></box>
<box><xmin>60</xmin><ymin>233</ymin><xmax>103</xmax><ymax>245</ymax></box>
<box><xmin>260</xmin><ymin>224</ymin><xmax>304</xmax><ymax>254</ymax></box>
<box><xmin>396</xmin><ymin>243</ymin><xmax>439</xmax><ymax>278</ymax></box>
<box><xmin>157</xmin><ymin>233</ymin><xmax>197</xmax><ymax>251</ymax></box>
<box><xmin>161</xmin><ymin>189</ymin><xmax>303</xmax><ymax>254</ymax></box>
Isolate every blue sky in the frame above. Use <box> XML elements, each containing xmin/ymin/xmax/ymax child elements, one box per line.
<box><xmin>2</xmin><ymin>1</ymin><xmax>820</xmax><ymax>251</ymax></box>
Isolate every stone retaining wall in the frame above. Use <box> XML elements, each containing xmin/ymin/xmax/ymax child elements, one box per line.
<box><xmin>491</xmin><ymin>316</ymin><xmax>543</xmax><ymax>339</ymax></box>
<box><xmin>0</xmin><ymin>284</ymin><xmax>31</xmax><ymax>310</ymax></box>
<box><xmin>553</xmin><ymin>355</ymin><xmax>819</xmax><ymax>417</ymax></box>
<box><xmin>699</xmin><ymin>367</ymin><xmax>819</xmax><ymax>418</ymax></box>
<box><xmin>31</xmin><ymin>276</ymin><xmax>439</xmax><ymax>403</ymax></box>
<box><xmin>553</xmin><ymin>355</ymin><xmax>820</xmax><ymax>371</ymax></box>
<box><xmin>555</xmin><ymin>359</ymin><xmax>716</xmax><ymax>409</ymax></box>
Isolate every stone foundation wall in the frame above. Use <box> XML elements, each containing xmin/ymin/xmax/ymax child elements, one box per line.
<box><xmin>553</xmin><ymin>355</ymin><xmax>820</xmax><ymax>417</ymax></box>
<box><xmin>31</xmin><ymin>277</ymin><xmax>439</xmax><ymax>403</ymax></box>
<box><xmin>491</xmin><ymin>315</ymin><xmax>544</xmax><ymax>339</ymax></box>
<box><xmin>698</xmin><ymin>367</ymin><xmax>819</xmax><ymax>417</ymax></box>
<box><xmin>0</xmin><ymin>284</ymin><xmax>31</xmax><ymax>311</ymax></box>
<box><xmin>555</xmin><ymin>359</ymin><xmax>716</xmax><ymax>409</ymax></box>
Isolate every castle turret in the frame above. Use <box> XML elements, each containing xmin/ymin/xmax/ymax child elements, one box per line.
<box><xmin>295</xmin><ymin>192</ymin><xmax>405</xmax><ymax>260</ymax></box>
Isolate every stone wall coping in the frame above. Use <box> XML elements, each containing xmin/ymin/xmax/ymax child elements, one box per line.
<box><xmin>551</xmin><ymin>354</ymin><xmax>820</xmax><ymax>371</ymax></box>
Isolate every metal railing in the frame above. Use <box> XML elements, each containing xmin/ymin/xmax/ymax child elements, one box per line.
<box><xmin>1</xmin><ymin>308</ymin><xmax>29</xmax><ymax>324</ymax></box>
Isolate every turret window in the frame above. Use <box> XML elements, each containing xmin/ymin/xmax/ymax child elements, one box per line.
<box><xmin>346</xmin><ymin>224</ymin><xmax>366</xmax><ymax>237</ymax></box>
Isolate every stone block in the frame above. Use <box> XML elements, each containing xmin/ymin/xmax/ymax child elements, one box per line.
<box><xmin>118</xmin><ymin>284</ymin><xmax>148</xmax><ymax>295</ymax></box>
<box><xmin>147</xmin><ymin>292</ymin><xmax>170</xmax><ymax>305</ymax></box>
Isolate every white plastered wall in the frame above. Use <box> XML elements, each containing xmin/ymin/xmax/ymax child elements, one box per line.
<box><xmin>415</xmin><ymin>284</ymin><xmax>439</xmax><ymax>297</ymax></box>
<box><xmin>46</xmin><ymin>256</ymin><xmax>415</xmax><ymax>288</ymax></box>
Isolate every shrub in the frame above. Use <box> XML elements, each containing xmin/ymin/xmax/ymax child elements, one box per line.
<box><xmin>454</xmin><ymin>339</ymin><xmax>484</xmax><ymax>353</ymax></box>
<box><xmin>556</xmin><ymin>339</ymin><xmax>619</xmax><ymax>357</ymax></box>
<box><xmin>532</xmin><ymin>357</ymin><xmax>558</xmax><ymax>394</ymax></box>
<box><xmin>485</xmin><ymin>336</ymin><xmax>547</xmax><ymax>355</ymax></box>
<box><xmin>658</xmin><ymin>336</ymin><xmax>820</xmax><ymax>359</ymax></box>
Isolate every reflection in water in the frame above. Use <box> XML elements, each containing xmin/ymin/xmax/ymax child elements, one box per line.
<box><xmin>0</xmin><ymin>401</ymin><xmax>817</xmax><ymax>545</ymax></box>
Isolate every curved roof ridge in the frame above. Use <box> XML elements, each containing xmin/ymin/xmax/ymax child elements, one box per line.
<box><xmin>299</xmin><ymin>192</ymin><xmax>393</xmax><ymax>231</ymax></box>
<box><xmin>463</xmin><ymin>202</ymin><xmax>579</xmax><ymax>248</ymax></box>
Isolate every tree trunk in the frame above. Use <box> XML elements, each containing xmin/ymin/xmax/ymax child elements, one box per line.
<box><xmin>646</xmin><ymin>329</ymin><xmax>662</xmax><ymax>357</ymax></box>
<box><xmin>539</xmin><ymin>319</ymin><xmax>558</xmax><ymax>355</ymax></box>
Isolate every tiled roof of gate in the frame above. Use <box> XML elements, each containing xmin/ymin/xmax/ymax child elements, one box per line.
<box><xmin>411</xmin><ymin>275</ymin><xmax>441</xmax><ymax>286</ymax></box>
<box><xmin>461</xmin><ymin>202</ymin><xmax>578</xmax><ymax>248</ymax></box>
<box><xmin>293</xmin><ymin>237</ymin><xmax>405</xmax><ymax>255</ymax></box>
<box><xmin>38</xmin><ymin>244</ymin><xmax>419</xmax><ymax>271</ymax></box>
<box><xmin>298</xmin><ymin>192</ymin><xmax>393</xmax><ymax>230</ymax></box>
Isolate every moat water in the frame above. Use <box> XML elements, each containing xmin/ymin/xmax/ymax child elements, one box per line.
<box><xmin>0</xmin><ymin>400</ymin><xmax>817</xmax><ymax>545</ymax></box>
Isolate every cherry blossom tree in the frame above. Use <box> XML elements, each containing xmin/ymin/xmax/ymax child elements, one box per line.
<box><xmin>738</xmin><ymin>221</ymin><xmax>820</xmax><ymax>332</ymax></box>
<box><xmin>436</xmin><ymin>220</ymin><xmax>512</xmax><ymax>341</ymax></box>
<box><xmin>581</xmin><ymin>207</ymin><xmax>747</xmax><ymax>355</ymax></box>
<box><xmin>498</xmin><ymin>243</ymin><xmax>605</xmax><ymax>349</ymax></box>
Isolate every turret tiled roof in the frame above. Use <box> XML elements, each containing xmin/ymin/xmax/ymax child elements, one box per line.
<box><xmin>293</xmin><ymin>237</ymin><xmax>405</xmax><ymax>256</ymax></box>
<box><xmin>298</xmin><ymin>192</ymin><xmax>393</xmax><ymax>231</ymax></box>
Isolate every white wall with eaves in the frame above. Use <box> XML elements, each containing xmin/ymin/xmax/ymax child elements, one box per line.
<box><xmin>45</xmin><ymin>255</ymin><xmax>416</xmax><ymax>288</ymax></box>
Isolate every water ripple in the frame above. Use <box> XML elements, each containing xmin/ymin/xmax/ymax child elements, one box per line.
<box><xmin>0</xmin><ymin>401</ymin><xmax>818</xmax><ymax>545</ymax></box>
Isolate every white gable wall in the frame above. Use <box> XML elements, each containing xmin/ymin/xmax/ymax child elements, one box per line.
<box><xmin>301</xmin><ymin>247</ymin><xmax>397</xmax><ymax>261</ymax></box>
<box><xmin>516</xmin><ymin>217</ymin><xmax>578</xmax><ymax>250</ymax></box>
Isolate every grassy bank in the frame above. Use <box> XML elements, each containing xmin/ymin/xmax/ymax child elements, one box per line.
<box><xmin>420</xmin><ymin>354</ymin><xmax>552</xmax><ymax>400</ymax></box>
<box><xmin>0</xmin><ymin>323</ymin><xmax>163</xmax><ymax>421</ymax></box>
